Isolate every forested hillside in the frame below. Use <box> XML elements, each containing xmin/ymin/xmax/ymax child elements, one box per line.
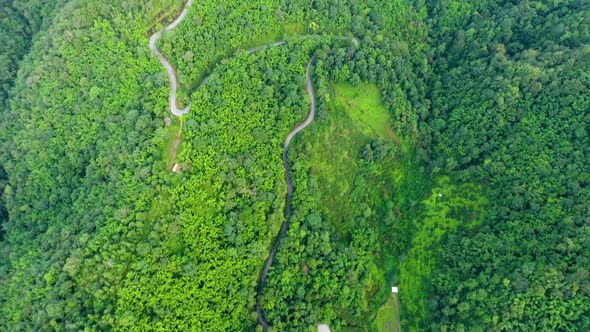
<box><xmin>0</xmin><ymin>0</ymin><xmax>66</xmax><ymax>107</ymax></box>
<box><xmin>0</xmin><ymin>0</ymin><xmax>189</xmax><ymax>328</ymax></box>
<box><xmin>422</xmin><ymin>0</ymin><xmax>590</xmax><ymax>330</ymax></box>
<box><xmin>0</xmin><ymin>0</ymin><xmax>588</xmax><ymax>330</ymax></box>
<box><xmin>0</xmin><ymin>0</ymin><xmax>67</xmax><ymax>227</ymax></box>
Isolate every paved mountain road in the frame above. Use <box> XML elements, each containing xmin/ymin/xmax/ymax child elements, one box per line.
<box><xmin>148</xmin><ymin>3</ymin><xmax>357</xmax><ymax>329</ymax></box>
<box><xmin>149</xmin><ymin>0</ymin><xmax>193</xmax><ymax>116</ymax></box>
<box><xmin>255</xmin><ymin>37</ymin><xmax>358</xmax><ymax>330</ymax></box>
<box><xmin>256</xmin><ymin>57</ymin><xmax>316</xmax><ymax>331</ymax></box>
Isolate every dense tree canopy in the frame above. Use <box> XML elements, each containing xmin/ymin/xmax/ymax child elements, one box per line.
<box><xmin>0</xmin><ymin>0</ymin><xmax>588</xmax><ymax>330</ymax></box>
<box><xmin>421</xmin><ymin>1</ymin><xmax>590</xmax><ymax>330</ymax></box>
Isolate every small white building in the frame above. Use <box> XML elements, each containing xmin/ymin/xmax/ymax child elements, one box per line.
<box><xmin>392</xmin><ymin>286</ymin><xmax>399</xmax><ymax>293</ymax></box>
<box><xmin>172</xmin><ymin>163</ymin><xmax>181</xmax><ymax>173</ymax></box>
<box><xmin>318</xmin><ymin>324</ymin><xmax>331</xmax><ymax>332</ymax></box>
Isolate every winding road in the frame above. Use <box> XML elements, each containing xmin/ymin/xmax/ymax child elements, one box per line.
<box><xmin>255</xmin><ymin>37</ymin><xmax>358</xmax><ymax>330</ymax></box>
<box><xmin>256</xmin><ymin>57</ymin><xmax>316</xmax><ymax>331</ymax></box>
<box><xmin>149</xmin><ymin>0</ymin><xmax>193</xmax><ymax>116</ymax></box>
<box><xmin>150</xmin><ymin>4</ymin><xmax>358</xmax><ymax>119</ymax></box>
<box><xmin>148</xmin><ymin>2</ymin><xmax>357</xmax><ymax>329</ymax></box>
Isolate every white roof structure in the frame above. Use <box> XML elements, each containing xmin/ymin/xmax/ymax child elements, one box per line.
<box><xmin>172</xmin><ymin>163</ymin><xmax>181</xmax><ymax>173</ymax></box>
<box><xmin>392</xmin><ymin>286</ymin><xmax>399</xmax><ymax>293</ymax></box>
<box><xmin>318</xmin><ymin>324</ymin><xmax>331</xmax><ymax>332</ymax></box>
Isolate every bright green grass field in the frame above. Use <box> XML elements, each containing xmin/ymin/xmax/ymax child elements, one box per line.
<box><xmin>144</xmin><ymin>0</ymin><xmax>185</xmax><ymax>33</ymax></box>
<box><xmin>305</xmin><ymin>83</ymin><xmax>398</xmax><ymax>225</ymax></box>
<box><xmin>304</xmin><ymin>82</ymin><xmax>403</xmax><ymax>327</ymax></box>
<box><xmin>388</xmin><ymin>176</ymin><xmax>488</xmax><ymax>331</ymax></box>
<box><xmin>305</xmin><ymin>82</ymin><xmax>488</xmax><ymax>330</ymax></box>
<box><xmin>376</xmin><ymin>293</ymin><xmax>401</xmax><ymax>332</ymax></box>
<box><xmin>333</xmin><ymin>83</ymin><xmax>400</xmax><ymax>143</ymax></box>
<box><xmin>159</xmin><ymin>116</ymin><xmax>183</xmax><ymax>170</ymax></box>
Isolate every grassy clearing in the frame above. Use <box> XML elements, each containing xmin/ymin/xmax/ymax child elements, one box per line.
<box><xmin>305</xmin><ymin>82</ymin><xmax>398</xmax><ymax>225</ymax></box>
<box><xmin>160</xmin><ymin>116</ymin><xmax>183</xmax><ymax>170</ymax></box>
<box><xmin>303</xmin><ymin>82</ymin><xmax>406</xmax><ymax>326</ymax></box>
<box><xmin>397</xmin><ymin>176</ymin><xmax>489</xmax><ymax>330</ymax></box>
<box><xmin>376</xmin><ymin>293</ymin><xmax>401</xmax><ymax>332</ymax></box>
<box><xmin>239</xmin><ymin>30</ymin><xmax>284</xmax><ymax>50</ymax></box>
<box><xmin>284</xmin><ymin>22</ymin><xmax>305</xmax><ymax>36</ymax></box>
<box><xmin>144</xmin><ymin>0</ymin><xmax>185</xmax><ymax>33</ymax></box>
<box><xmin>306</xmin><ymin>83</ymin><xmax>488</xmax><ymax>329</ymax></box>
<box><xmin>371</xmin><ymin>173</ymin><xmax>488</xmax><ymax>331</ymax></box>
<box><xmin>244</xmin><ymin>22</ymin><xmax>305</xmax><ymax>47</ymax></box>
<box><xmin>333</xmin><ymin>83</ymin><xmax>400</xmax><ymax>144</ymax></box>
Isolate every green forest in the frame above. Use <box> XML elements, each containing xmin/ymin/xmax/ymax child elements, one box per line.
<box><xmin>0</xmin><ymin>0</ymin><xmax>588</xmax><ymax>330</ymax></box>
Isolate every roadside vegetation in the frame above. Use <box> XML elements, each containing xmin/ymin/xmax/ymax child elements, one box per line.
<box><xmin>376</xmin><ymin>293</ymin><xmax>401</xmax><ymax>332</ymax></box>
